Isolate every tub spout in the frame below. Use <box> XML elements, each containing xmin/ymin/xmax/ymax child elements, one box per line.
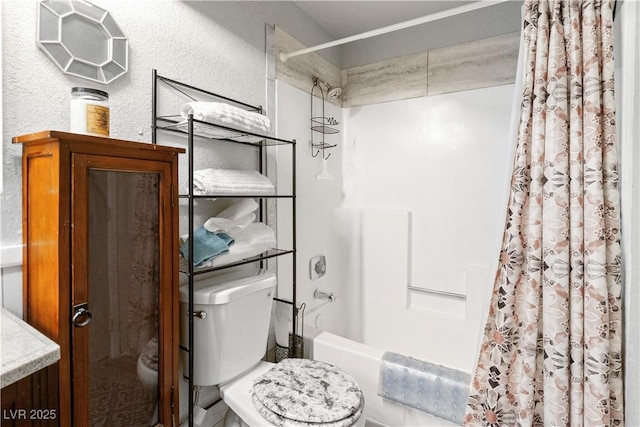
<box><xmin>314</xmin><ymin>289</ymin><xmax>335</xmax><ymax>303</ymax></box>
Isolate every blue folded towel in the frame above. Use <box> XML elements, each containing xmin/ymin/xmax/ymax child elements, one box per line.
<box><xmin>378</xmin><ymin>352</ymin><xmax>470</xmax><ymax>424</ymax></box>
<box><xmin>180</xmin><ymin>227</ymin><xmax>234</xmax><ymax>266</ymax></box>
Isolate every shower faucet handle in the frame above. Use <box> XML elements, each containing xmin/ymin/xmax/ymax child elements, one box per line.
<box><xmin>310</xmin><ymin>255</ymin><xmax>326</xmax><ymax>280</ymax></box>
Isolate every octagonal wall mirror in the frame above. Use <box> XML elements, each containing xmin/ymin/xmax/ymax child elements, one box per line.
<box><xmin>37</xmin><ymin>0</ymin><xmax>129</xmax><ymax>84</ymax></box>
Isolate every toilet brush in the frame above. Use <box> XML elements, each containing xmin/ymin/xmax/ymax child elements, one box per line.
<box><xmin>192</xmin><ymin>386</ymin><xmax>207</xmax><ymax>425</ymax></box>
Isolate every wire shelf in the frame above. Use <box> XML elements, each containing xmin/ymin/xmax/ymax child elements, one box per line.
<box><xmin>311</xmin><ymin>141</ymin><xmax>337</xmax><ymax>150</ymax></box>
<box><xmin>311</xmin><ymin>124</ymin><xmax>339</xmax><ymax>134</ymax></box>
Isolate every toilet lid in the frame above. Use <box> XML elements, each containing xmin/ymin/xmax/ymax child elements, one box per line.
<box><xmin>252</xmin><ymin>393</ymin><xmax>364</xmax><ymax>427</ymax></box>
<box><xmin>140</xmin><ymin>337</ymin><xmax>158</xmax><ymax>371</ymax></box>
<box><xmin>252</xmin><ymin>358</ymin><xmax>364</xmax><ymax>425</ymax></box>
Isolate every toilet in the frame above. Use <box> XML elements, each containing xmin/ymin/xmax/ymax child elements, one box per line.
<box><xmin>137</xmin><ymin>337</ymin><xmax>158</xmax><ymax>391</ymax></box>
<box><xmin>179</xmin><ymin>270</ymin><xmax>365</xmax><ymax>427</ymax></box>
<box><xmin>136</xmin><ymin>337</ymin><xmax>159</xmax><ymax>423</ymax></box>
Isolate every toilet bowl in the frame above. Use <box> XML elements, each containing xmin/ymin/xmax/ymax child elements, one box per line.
<box><xmin>136</xmin><ymin>354</ymin><xmax>157</xmax><ymax>390</ymax></box>
<box><xmin>179</xmin><ymin>270</ymin><xmax>365</xmax><ymax>427</ymax></box>
<box><xmin>136</xmin><ymin>337</ymin><xmax>160</xmax><ymax>423</ymax></box>
<box><xmin>136</xmin><ymin>337</ymin><xmax>159</xmax><ymax>391</ymax></box>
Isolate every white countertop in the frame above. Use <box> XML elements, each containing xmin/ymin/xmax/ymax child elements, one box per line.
<box><xmin>1</xmin><ymin>308</ymin><xmax>60</xmax><ymax>388</ymax></box>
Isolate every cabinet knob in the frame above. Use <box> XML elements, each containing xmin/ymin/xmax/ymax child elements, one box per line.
<box><xmin>72</xmin><ymin>303</ymin><xmax>93</xmax><ymax>327</ymax></box>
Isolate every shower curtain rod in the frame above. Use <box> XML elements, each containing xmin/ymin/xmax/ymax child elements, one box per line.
<box><xmin>280</xmin><ymin>0</ymin><xmax>511</xmax><ymax>62</ymax></box>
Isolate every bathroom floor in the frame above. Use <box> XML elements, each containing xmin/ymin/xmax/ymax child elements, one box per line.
<box><xmin>89</xmin><ymin>354</ymin><xmax>156</xmax><ymax>426</ymax></box>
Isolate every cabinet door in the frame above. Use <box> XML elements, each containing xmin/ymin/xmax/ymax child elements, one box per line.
<box><xmin>71</xmin><ymin>153</ymin><xmax>176</xmax><ymax>426</ymax></box>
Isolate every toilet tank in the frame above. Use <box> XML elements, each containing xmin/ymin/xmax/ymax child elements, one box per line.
<box><xmin>179</xmin><ymin>270</ymin><xmax>276</xmax><ymax>386</ymax></box>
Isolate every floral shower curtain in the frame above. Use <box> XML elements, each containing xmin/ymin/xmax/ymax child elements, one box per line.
<box><xmin>464</xmin><ymin>1</ymin><xmax>623</xmax><ymax>426</ymax></box>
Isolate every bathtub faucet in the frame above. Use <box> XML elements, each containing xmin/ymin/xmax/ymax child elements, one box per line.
<box><xmin>314</xmin><ymin>289</ymin><xmax>335</xmax><ymax>303</ymax></box>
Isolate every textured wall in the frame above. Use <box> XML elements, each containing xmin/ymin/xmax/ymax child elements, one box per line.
<box><xmin>1</xmin><ymin>0</ymin><xmax>336</xmax><ymax>246</ymax></box>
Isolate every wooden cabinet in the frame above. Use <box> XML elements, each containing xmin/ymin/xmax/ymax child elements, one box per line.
<box><xmin>13</xmin><ymin>131</ymin><xmax>184</xmax><ymax>426</ymax></box>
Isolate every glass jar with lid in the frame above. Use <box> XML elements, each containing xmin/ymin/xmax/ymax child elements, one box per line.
<box><xmin>70</xmin><ymin>87</ymin><xmax>110</xmax><ymax>136</ymax></box>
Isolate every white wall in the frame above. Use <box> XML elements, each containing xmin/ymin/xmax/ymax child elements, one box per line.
<box><xmin>275</xmin><ymin>80</ymin><xmax>361</xmax><ymax>339</ymax></box>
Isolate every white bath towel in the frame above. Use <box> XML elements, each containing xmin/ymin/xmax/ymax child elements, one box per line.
<box><xmin>175</xmin><ymin>120</ymin><xmax>264</xmax><ymax>143</ymax></box>
<box><xmin>180</xmin><ymin>102</ymin><xmax>271</xmax><ymax>135</ymax></box>
<box><xmin>218</xmin><ymin>198</ymin><xmax>259</xmax><ymax>220</ymax></box>
<box><xmin>203</xmin><ymin>212</ymin><xmax>256</xmax><ymax>236</ymax></box>
<box><xmin>192</xmin><ymin>168</ymin><xmax>275</xmax><ymax>196</ymax></box>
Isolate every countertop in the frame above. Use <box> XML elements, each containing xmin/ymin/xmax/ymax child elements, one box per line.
<box><xmin>1</xmin><ymin>308</ymin><xmax>60</xmax><ymax>388</ymax></box>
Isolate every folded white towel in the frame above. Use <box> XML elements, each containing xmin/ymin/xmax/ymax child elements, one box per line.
<box><xmin>192</xmin><ymin>169</ymin><xmax>275</xmax><ymax>196</ymax></box>
<box><xmin>175</xmin><ymin>120</ymin><xmax>265</xmax><ymax>143</ymax></box>
<box><xmin>233</xmin><ymin>222</ymin><xmax>276</xmax><ymax>244</ymax></box>
<box><xmin>218</xmin><ymin>198</ymin><xmax>259</xmax><ymax>220</ymax></box>
<box><xmin>180</xmin><ymin>102</ymin><xmax>271</xmax><ymax>135</ymax></box>
<box><xmin>203</xmin><ymin>212</ymin><xmax>256</xmax><ymax>236</ymax></box>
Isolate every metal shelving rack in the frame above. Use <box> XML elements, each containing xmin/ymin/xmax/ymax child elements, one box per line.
<box><xmin>151</xmin><ymin>70</ymin><xmax>297</xmax><ymax>426</ymax></box>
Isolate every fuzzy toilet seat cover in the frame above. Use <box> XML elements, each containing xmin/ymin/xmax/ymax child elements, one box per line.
<box><xmin>252</xmin><ymin>358</ymin><xmax>364</xmax><ymax>426</ymax></box>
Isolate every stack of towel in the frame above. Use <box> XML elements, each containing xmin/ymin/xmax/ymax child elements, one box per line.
<box><xmin>178</xmin><ymin>101</ymin><xmax>271</xmax><ymax>141</ymax></box>
<box><xmin>180</xmin><ymin>199</ymin><xmax>277</xmax><ymax>268</ymax></box>
<box><xmin>192</xmin><ymin>168</ymin><xmax>275</xmax><ymax>196</ymax></box>
<box><xmin>179</xmin><ymin>227</ymin><xmax>234</xmax><ymax>267</ymax></box>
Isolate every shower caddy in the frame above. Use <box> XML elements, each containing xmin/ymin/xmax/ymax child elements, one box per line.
<box><xmin>151</xmin><ymin>70</ymin><xmax>298</xmax><ymax>426</ymax></box>
<box><xmin>310</xmin><ymin>76</ymin><xmax>339</xmax><ymax>160</ymax></box>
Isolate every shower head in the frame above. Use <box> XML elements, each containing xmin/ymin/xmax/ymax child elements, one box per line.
<box><xmin>314</xmin><ymin>77</ymin><xmax>342</xmax><ymax>100</ymax></box>
<box><xmin>327</xmin><ymin>87</ymin><xmax>342</xmax><ymax>99</ymax></box>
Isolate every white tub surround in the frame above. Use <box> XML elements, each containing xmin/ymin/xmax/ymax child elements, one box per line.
<box><xmin>1</xmin><ymin>308</ymin><xmax>60</xmax><ymax>388</ymax></box>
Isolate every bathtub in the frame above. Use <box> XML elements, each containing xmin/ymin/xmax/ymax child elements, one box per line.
<box><xmin>305</xmin><ymin>325</ymin><xmax>459</xmax><ymax>427</ymax></box>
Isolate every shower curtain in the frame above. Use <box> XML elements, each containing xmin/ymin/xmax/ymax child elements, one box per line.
<box><xmin>464</xmin><ymin>0</ymin><xmax>623</xmax><ymax>426</ymax></box>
